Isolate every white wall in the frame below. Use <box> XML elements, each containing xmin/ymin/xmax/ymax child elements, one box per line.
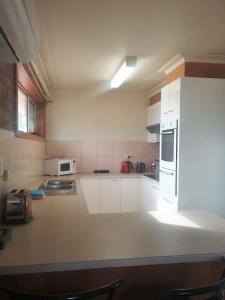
<box><xmin>0</xmin><ymin>128</ymin><xmax>45</xmax><ymax>201</ymax></box>
<box><xmin>178</xmin><ymin>77</ymin><xmax>225</xmax><ymax>218</ymax></box>
<box><xmin>46</xmin><ymin>91</ymin><xmax>148</xmax><ymax>141</ymax></box>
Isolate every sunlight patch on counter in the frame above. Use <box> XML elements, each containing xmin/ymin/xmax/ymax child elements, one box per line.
<box><xmin>149</xmin><ymin>211</ymin><xmax>202</xmax><ymax>229</ymax></box>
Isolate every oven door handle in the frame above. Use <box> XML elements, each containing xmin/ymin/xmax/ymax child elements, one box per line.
<box><xmin>160</xmin><ymin>170</ymin><xmax>175</xmax><ymax>176</ymax></box>
<box><xmin>161</xmin><ymin>130</ymin><xmax>174</xmax><ymax>135</ymax></box>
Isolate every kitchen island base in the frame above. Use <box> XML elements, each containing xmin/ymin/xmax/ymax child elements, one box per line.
<box><xmin>0</xmin><ymin>260</ymin><xmax>224</xmax><ymax>300</ymax></box>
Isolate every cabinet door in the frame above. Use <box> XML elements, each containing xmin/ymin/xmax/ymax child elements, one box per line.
<box><xmin>147</xmin><ymin>106</ymin><xmax>152</xmax><ymax>126</ymax></box>
<box><xmin>121</xmin><ymin>178</ymin><xmax>140</xmax><ymax>212</ymax></box>
<box><xmin>159</xmin><ymin>169</ymin><xmax>176</xmax><ymax>202</ymax></box>
<box><xmin>147</xmin><ymin>132</ymin><xmax>160</xmax><ymax>143</ymax></box>
<box><xmin>161</xmin><ymin>84</ymin><xmax>170</xmax><ymax>117</ymax></box>
<box><xmin>99</xmin><ymin>179</ymin><xmax>121</xmax><ymax>213</ymax></box>
<box><xmin>80</xmin><ymin>178</ymin><xmax>99</xmax><ymax>213</ymax></box>
<box><xmin>141</xmin><ymin>178</ymin><xmax>159</xmax><ymax>211</ymax></box>
<box><xmin>169</xmin><ymin>78</ymin><xmax>180</xmax><ymax>115</ymax></box>
<box><xmin>147</xmin><ymin>102</ymin><xmax>161</xmax><ymax>126</ymax></box>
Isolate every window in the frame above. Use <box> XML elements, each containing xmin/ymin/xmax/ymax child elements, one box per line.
<box><xmin>17</xmin><ymin>87</ymin><xmax>36</xmax><ymax>133</ymax></box>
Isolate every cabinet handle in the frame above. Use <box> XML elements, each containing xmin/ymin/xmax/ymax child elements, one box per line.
<box><xmin>151</xmin><ymin>185</ymin><xmax>159</xmax><ymax>190</ymax></box>
<box><xmin>162</xmin><ymin>130</ymin><xmax>174</xmax><ymax>135</ymax></box>
<box><xmin>160</xmin><ymin>170</ymin><xmax>174</xmax><ymax>176</ymax></box>
<box><xmin>169</xmin><ymin>109</ymin><xmax>174</xmax><ymax>112</ymax></box>
<box><xmin>162</xmin><ymin>197</ymin><xmax>172</xmax><ymax>203</ymax></box>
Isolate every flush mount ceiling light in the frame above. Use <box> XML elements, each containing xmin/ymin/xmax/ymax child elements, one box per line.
<box><xmin>110</xmin><ymin>56</ymin><xmax>137</xmax><ymax>88</ymax></box>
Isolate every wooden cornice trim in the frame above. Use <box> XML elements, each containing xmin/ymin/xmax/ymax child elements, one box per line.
<box><xmin>149</xmin><ymin>91</ymin><xmax>161</xmax><ymax>105</ymax></box>
<box><xmin>185</xmin><ymin>62</ymin><xmax>225</xmax><ymax>79</ymax></box>
<box><xmin>17</xmin><ymin>64</ymin><xmax>45</xmax><ymax>103</ymax></box>
<box><xmin>166</xmin><ymin>63</ymin><xmax>185</xmax><ymax>83</ymax></box>
<box><xmin>160</xmin><ymin>54</ymin><xmax>225</xmax><ymax>83</ymax></box>
<box><xmin>166</xmin><ymin>61</ymin><xmax>225</xmax><ymax>83</ymax></box>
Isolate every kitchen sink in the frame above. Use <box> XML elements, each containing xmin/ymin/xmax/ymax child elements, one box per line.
<box><xmin>41</xmin><ymin>179</ymin><xmax>76</xmax><ymax>195</ymax></box>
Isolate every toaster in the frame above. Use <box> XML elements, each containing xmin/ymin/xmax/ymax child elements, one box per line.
<box><xmin>2</xmin><ymin>189</ymin><xmax>32</xmax><ymax>224</ymax></box>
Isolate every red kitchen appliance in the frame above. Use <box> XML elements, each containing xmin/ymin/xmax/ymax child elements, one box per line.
<box><xmin>121</xmin><ymin>159</ymin><xmax>133</xmax><ymax>173</ymax></box>
<box><xmin>150</xmin><ymin>160</ymin><xmax>159</xmax><ymax>174</ymax></box>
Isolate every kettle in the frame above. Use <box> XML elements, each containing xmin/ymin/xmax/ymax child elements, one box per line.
<box><xmin>136</xmin><ymin>162</ymin><xmax>145</xmax><ymax>173</ymax></box>
<box><xmin>121</xmin><ymin>160</ymin><xmax>133</xmax><ymax>173</ymax></box>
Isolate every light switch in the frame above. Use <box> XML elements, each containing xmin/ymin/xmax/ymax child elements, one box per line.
<box><xmin>0</xmin><ymin>156</ymin><xmax>3</xmax><ymax>177</ymax></box>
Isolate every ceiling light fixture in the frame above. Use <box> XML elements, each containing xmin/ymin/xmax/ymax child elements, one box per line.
<box><xmin>110</xmin><ymin>56</ymin><xmax>137</xmax><ymax>88</ymax></box>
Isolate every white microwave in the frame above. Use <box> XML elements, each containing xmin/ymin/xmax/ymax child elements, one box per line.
<box><xmin>45</xmin><ymin>159</ymin><xmax>76</xmax><ymax>176</ymax></box>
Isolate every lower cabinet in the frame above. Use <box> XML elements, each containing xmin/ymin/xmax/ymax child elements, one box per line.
<box><xmin>121</xmin><ymin>178</ymin><xmax>140</xmax><ymax>212</ymax></box>
<box><xmin>80</xmin><ymin>178</ymin><xmax>99</xmax><ymax>213</ymax></box>
<box><xmin>81</xmin><ymin>176</ymin><xmax>160</xmax><ymax>214</ymax></box>
<box><xmin>99</xmin><ymin>179</ymin><xmax>121</xmax><ymax>213</ymax></box>
<box><xmin>141</xmin><ymin>177</ymin><xmax>160</xmax><ymax>211</ymax></box>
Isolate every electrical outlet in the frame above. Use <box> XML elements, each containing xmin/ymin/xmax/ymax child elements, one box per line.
<box><xmin>0</xmin><ymin>157</ymin><xmax>3</xmax><ymax>177</ymax></box>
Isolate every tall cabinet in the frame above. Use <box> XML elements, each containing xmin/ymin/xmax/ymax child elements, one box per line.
<box><xmin>161</xmin><ymin>77</ymin><xmax>225</xmax><ymax>218</ymax></box>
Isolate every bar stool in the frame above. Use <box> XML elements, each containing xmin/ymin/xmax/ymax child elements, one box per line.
<box><xmin>169</xmin><ymin>277</ymin><xmax>225</xmax><ymax>299</ymax></box>
<box><xmin>167</xmin><ymin>262</ymin><xmax>225</xmax><ymax>300</ymax></box>
<box><xmin>0</xmin><ymin>278</ymin><xmax>124</xmax><ymax>300</ymax></box>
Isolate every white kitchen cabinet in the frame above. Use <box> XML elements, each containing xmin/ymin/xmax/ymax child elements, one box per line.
<box><xmin>121</xmin><ymin>178</ymin><xmax>140</xmax><ymax>212</ymax></box>
<box><xmin>80</xmin><ymin>178</ymin><xmax>99</xmax><ymax>213</ymax></box>
<box><xmin>161</xmin><ymin>78</ymin><xmax>180</xmax><ymax>118</ymax></box>
<box><xmin>99</xmin><ymin>178</ymin><xmax>121</xmax><ymax>213</ymax></box>
<box><xmin>141</xmin><ymin>177</ymin><xmax>159</xmax><ymax>211</ymax></box>
<box><xmin>147</xmin><ymin>132</ymin><xmax>159</xmax><ymax>143</ymax></box>
<box><xmin>161</xmin><ymin>84</ymin><xmax>170</xmax><ymax>117</ymax></box>
<box><xmin>159</xmin><ymin>168</ymin><xmax>177</xmax><ymax>204</ymax></box>
<box><xmin>169</xmin><ymin>78</ymin><xmax>180</xmax><ymax>115</ymax></box>
<box><xmin>146</xmin><ymin>102</ymin><xmax>160</xmax><ymax>143</ymax></box>
<box><xmin>147</xmin><ymin>102</ymin><xmax>160</xmax><ymax>126</ymax></box>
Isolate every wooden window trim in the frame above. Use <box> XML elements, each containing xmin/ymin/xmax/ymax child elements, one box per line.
<box><xmin>16</xmin><ymin>130</ymin><xmax>45</xmax><ymax>141</ymax></box>
<box><xmin>16</xmin><ymin>64</ymin><xmax>46</xmax><ymax>141</ymax></box>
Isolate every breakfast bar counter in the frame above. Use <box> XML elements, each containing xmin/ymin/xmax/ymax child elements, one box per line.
<box><xmin>0</xmin><ymin>174</ymin><xmax>225</xmax><ymax>299</ymax></box>
<box><xmin>0</xmin><ymin>174</ymin><xmax>225</xmax><ymax>275</ymax></box>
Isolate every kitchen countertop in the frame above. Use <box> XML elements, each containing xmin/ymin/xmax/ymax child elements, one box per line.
<box><xmin>0</xmin><ymin>173</ymin><xmax>225</xmax><ymax>275</ymax></box>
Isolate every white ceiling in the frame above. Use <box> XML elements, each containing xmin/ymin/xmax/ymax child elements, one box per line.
<box><xmin>35</xmin><ymin>0</ymin><xmax>225</xmax><ymax>93</ymax></box>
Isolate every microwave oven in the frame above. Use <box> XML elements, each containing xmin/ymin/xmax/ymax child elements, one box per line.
<box><xmin>45</xmin><ymin>159</ymin><xmax>76</xmax><ymax>176</ymax></box>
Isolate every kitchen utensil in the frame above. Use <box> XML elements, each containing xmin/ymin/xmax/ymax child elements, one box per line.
<box><xmin>136</xmin><ymin>162</ymin><xmax>145</xmax><ymax>173</ymax></box>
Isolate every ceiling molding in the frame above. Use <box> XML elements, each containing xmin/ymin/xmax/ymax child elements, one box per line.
<box><xmin>159</xmin><ymin>53</ymin><xmax>225</xmax><ymax>75</ymax></box>
<box><xmin>28</xmin><ymin>55</ymin><xmax>52</xmax><ymax>102</ymax></box>
<box><xmin>158</xmin><ymin>53</ymin><xmax>185</xmax><ymax>75</ymax></box>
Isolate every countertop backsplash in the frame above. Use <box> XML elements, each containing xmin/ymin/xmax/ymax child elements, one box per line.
<box><xmin>46</xmin><ymin>140</ymin><xmax>159</xmax><ymax>173</ymax></box>
<box><xmin>0</xmin><ymin>128</ymin><xmax>45</xmax><ymax>210</ymax></box>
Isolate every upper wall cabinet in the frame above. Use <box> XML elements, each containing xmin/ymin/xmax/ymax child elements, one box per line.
<box><xmin>146</xmin><ymin>101</ymin><xmax>160</xmax><ymax>143</ymax></box>
<box><xmin>161</xmin><ymin>78</ymin><xmax>180</xmax><ymax>118</ymax></box>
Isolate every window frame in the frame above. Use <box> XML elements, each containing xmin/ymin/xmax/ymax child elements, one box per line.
<box><xmin>16</xmin><ymin>85</ymin><xmax>44</xmax><ymax>141</ymax></box>
<box><xmin>28</xmin><ymin>97</ymin><xmax>36</xmax><ymax>134</ymax></box>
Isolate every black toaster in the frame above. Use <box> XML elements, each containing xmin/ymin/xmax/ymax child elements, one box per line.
<box><xmin>2</xmin><ymin>189</ymin><xmax>32</xmax><ymax>224</ymax></box>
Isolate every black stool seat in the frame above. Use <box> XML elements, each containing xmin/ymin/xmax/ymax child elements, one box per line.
<box><xmin>169</xmin><ymin>277</ymin><xmax>225</xmax><ymax>300</ymax></box>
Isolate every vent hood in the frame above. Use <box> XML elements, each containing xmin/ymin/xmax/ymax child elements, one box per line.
<box><xmin>0</xmin><ymin>0</ymin><xmax>39</xmax><ymax>62</ymax></box>
<box><xmin>146</xmin><ymin>124</ymin><xmax>160</xmax><ymax>134</ymax></box>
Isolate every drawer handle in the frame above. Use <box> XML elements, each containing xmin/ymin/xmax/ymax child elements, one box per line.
<box><xmin>160</xmin><ymin>170</ymin><xmax>174</xmax><ymax>176</ymax></box>
<box><xmin>151</xmin><ymin>185</ymin><xmax>159</xmax><ymax>190</ymax></box>
<box><xmin>163</xmin><ymin>197</ymin><xmax>172</xmax><ymax>203</ymax></box>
